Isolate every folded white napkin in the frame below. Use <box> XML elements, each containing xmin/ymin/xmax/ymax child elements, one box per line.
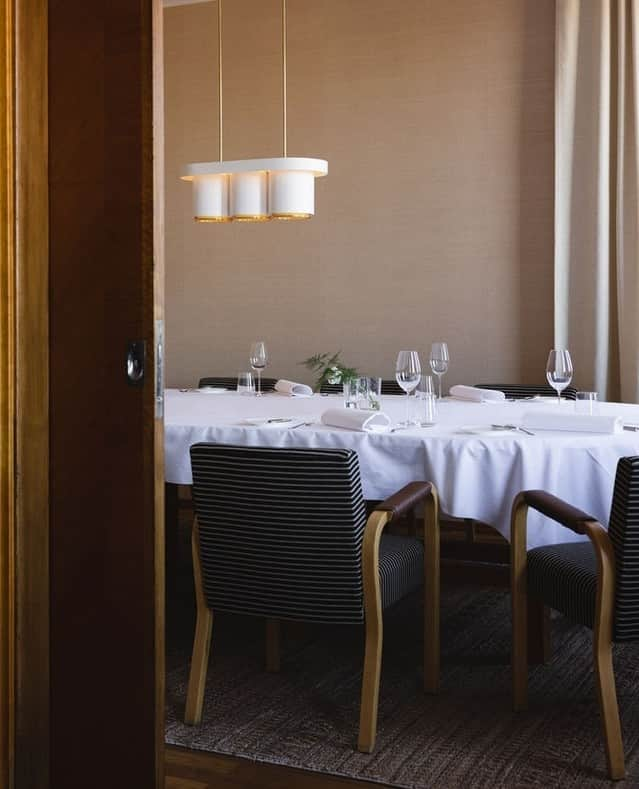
<box><xmin>274</xmin><ymin>379</ymin><xmax>313</xmax><ymax>397</ymax></box>
<box><xmin>521</xmin><ymin>411</ymin><xmax>623</xmax><ymax>434</ymax></box>
<box><xmin>321</xmin><ymin>408</ymin><xmax>391</xmax><ymax>432</ymax></box>
<box><xmin>449</xmin><ymin>385</ymin><xmax>506</xmax><ymax>402</ymax></box>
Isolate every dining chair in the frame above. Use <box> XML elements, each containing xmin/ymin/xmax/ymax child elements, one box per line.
<box><xmin>475</xmin><ymin>383</ymin><xmax>578</xmax><ymax>400</ymax></box>
<box><xmin>198</xmin><ymin>375</ymin><xmax>278</xmax><ymax>392</ymax></box>
<box><xmin>319</xmin><ymin>379</ymin><xmax>404</xmax><ymax>395</ymax></box>
<box><xmin>185</xmin><ymin>443</ymin><xmax>441</xmax><ymax>753</ymax></box>
<box><xmin>510</xmin><ymin>456</ymin><xmax>639</xmax><ymax>780</ymax></box>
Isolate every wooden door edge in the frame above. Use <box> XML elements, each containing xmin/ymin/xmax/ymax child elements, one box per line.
<box><xmin>152</xmin><ymin>0</ymin><xmax>166</xmax><ymax>783</ymax></box>
<box><xmin>14</xmin><ymin>0</ymin><xmax>50</xmax><ymax>786</ymax></box>
<box><xmin>0</xmin><ymin>0</ymin><xmax>16</xmax><ymax>785</ymax></box>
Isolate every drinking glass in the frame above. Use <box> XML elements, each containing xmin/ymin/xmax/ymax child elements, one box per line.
<box><xmin>576</xmin><ymin>391</ymin><xmax>598</xmax><ymax>415</ymax></box>
<box><xmin>429</xmin><ymin>342</ymin><xmax>449</xmax><ymax>400</ymax></box>
<box><xmin>413</xmin><ymin>374</ymin><xmax>437</xmax><ymax>425</ymax></box>
<box><xmin>354</xmin><ymin>377</ymin><xmax>369</xmax><ymax>409</ymax></box>
<box><xmin>546</xmin><ymin>349</ymin><xmax>573</xmax><ymax>405</ymax></box>
<box><xmin>343</xmin><ymin>378</ymin><xmax>359</xmax><ymax>409</ymax></box>
<box><xmin>249</xmin><ymin>341</ymin><xmax>268</xmax><ymax>397</ymax></box>
<box><xmin>237</xmin><ymin>371</ymin><xmax>255</xmax><ymax>395</ymax></box>
<box><xmin>395</xmin><ymin>351</ymin><xmax>421</xmax><ymax>426</ymax></box>
<box><xmin>364</xmin><ymin>377</ymin><xmax>382</xmax><ymax>411</ymax></box>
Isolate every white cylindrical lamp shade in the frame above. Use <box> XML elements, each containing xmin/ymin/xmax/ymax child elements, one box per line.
<box><xmin>193</xmin><ymin>174</ymin><xmax>230</xmax><ymax>222</ymax></box>
<box><xmin>230</xmin><ymin>171</ymin><xmax>269</xmax><ymax>221</ymax></box>
<box><xmin>268</xmin><ymin>170</ymin><xmax>315</xmax><ymax>219</ymax></box>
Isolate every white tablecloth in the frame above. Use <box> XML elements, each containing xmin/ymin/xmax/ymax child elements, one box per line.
<box><xmin>164</xmin><ymin>389</ymin><xmax>639</xmax><ymax>548</ymax></box>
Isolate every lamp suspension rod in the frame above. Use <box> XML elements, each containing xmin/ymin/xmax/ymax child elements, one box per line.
<box><xmin>218</xmin><ymin>0</ymin><xmax>224</xmax><ymax>161</ymax></box>
<box><xmin>281</xmin><ymin>0</ymin><xmax>287</xmax><ymax>157</ymax></box>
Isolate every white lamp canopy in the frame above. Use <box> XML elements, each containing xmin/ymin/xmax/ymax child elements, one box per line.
<box><xmin>181</xmin><ymin>0</ymin><xmax>327</xmax><ymax>224</ymax></box>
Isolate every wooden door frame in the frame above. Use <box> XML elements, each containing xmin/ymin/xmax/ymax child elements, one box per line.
<box><xmin>1</xmin><ymin>0</ymin><xmax>165</xmax><ymax>786</ymax></box>
<box><xmin>1</xmin><ymin>1</ymin><xmax>50</xmax><ymax>786</ymax></box>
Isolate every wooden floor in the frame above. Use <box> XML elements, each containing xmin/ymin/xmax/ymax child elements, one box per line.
<box><xmin>165</xmin><ymin>745</ymin><xmax>383</xmax><ymax>789</ymax></box>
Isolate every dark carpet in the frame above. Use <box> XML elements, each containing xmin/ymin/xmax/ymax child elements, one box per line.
<box><xmin>166</xmin><ymin>579</ymin><xmax>639</xmax><ymax>787</ymax></box>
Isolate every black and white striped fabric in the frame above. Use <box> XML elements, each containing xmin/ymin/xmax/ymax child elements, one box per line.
<box><xmin>476</xmin><ymin>383</ymin><xmax>578</xmax><ymax>400</ymax></box>
<box><xmin>318</xmin><ymin>382</ymin><xmax>342</xmax><ymax>394</ymax></box>
<box><xmin>190</xmin><ymin>444</ymin><xmax>424</xmax><ymax>624</ymax></box>
<box><xmin>320</xmin><ymin>384</ymin><xmax>344</xmax><ymax>394</ymax></box>
<box><xmin>381</xmin><ymin>379</ymin><xmax>405</xmax><ymax>395</ymax></box>
<box><xmin>526</xmin><ymin>456</ymin><xmax>639</xmax><ymax>642</ymax></box>
<box><xmin>608</xmin><ymin>456</ymin><xmax>639</xmax><ymax>641</ymax></box>
<box><xmin>527</xmin><ymin>543</ymin><xmax>597</xmax><ymax>629</ymax></box>
<box><xmin>198</xmin><ymin>376</ymin><xmax>278</xmax><ymax>392</ymax></box>
<box><xmin>319</xmin><ymin>380</ymin><xmax>405</xmax><ymax>395</ymax></box>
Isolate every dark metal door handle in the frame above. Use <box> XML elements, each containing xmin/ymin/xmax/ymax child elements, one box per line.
<box><xmin>126</xmin><ymin>340</ymin><xmax>145</xmax><ymax>386</ymax></box>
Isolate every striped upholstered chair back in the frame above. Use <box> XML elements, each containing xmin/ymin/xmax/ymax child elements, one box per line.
<box><xmin>319</xmin><ymin>379</ymin><xmax>404</xmax><ymax>395</ymax></box>
<box><xmin>609</xmin><ymin>456</ymin><xmax>639</xmax><ymax>642</ymax></box>
<box><xmin>189</xmin><ymin>443</ymin><xmax>368</xmax><ymax>624</ymax></box>
<box><xmin>475</xmin><ymin>383</ymin><xmax>578</xmax><ymax>400</ymax></box>
<box><xmin>198</xmin><ymin>376</ymin><xmax>240</xmax><ymax>390</ymax></box>
<box><xmin>318</xmin><ymin>382</ymin><xmax>342</xmax><ymax>394</ymax></box>
<box><xmin>381</xmin><ymin>379</ymin><xmax>405</xmax><ymax>395</ymax></box>
<box><xmin>198</xmin><ymin>376</ymin><xmax>278</xmax><ymax>392</ymax></box>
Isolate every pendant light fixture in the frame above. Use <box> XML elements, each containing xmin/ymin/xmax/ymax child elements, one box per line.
<box><xmin>181</xmin><ymin>0</ymin><xmax>327</xmax><ymax>223</ymax></box>
<box><xmin>189</xmin><ymin>0</ymin><xmax>230</xmax><ymax>223</ymax></box>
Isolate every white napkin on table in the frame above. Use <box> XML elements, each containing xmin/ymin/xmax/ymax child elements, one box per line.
<box><xmin>274</xmin><ymin>379</ymin><xmax>313</xmax><ymax>397</ymax></box>
<box><xmin>449</xmin><ymin>385</ymin><xmax>506</xmax><ymax>402</ymax></box>
<box><xmin>521</xmin><ymin>411</ymin><xmax>623</xmax><ymax>434</ymax></box>
<box><xmin>321</xmin><ymin>408</ymin><xmax>391</xmax><ymax>432</ymax></box>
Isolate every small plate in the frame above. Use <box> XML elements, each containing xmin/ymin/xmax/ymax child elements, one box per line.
<box><xmin>240</xmin><ymin>417</ymin><xmax>302</xmax><ymax>429</ymax></box>
<box><xmin>454</xmin><ymin>425</ymin><xmax>514</xmax><ymax>436</ymax></box>
<box><xmin>197</xmin><ymin>387</ymin><xmax>228</xmax><ymax>394</ymax></box>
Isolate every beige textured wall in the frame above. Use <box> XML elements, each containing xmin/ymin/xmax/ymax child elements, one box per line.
<box><xmin>164</xmin><ymin>0</ymin><xmax>554</xmax><ymax>389</ymax></box>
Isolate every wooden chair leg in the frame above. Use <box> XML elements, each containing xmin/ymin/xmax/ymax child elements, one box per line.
<box><xmin>265</xmin><ymin>618</ymin><xmax>281</xmax><ymax>673</ymax></box>
<box><xmin>594</xmin><ymin>638</ymin><xmax>624</xmax><ymax>780</ymax></box>
<box><xmin>184</xmin><ymin>607</ymin><xmax>213</xmax><ymax>724</ymax></box>
<box><xmin>358</xmin><ymin>510</ymin><xmax>388</xmax><ymax>753</ymax></box>
<box><xmin>357</xmin><ymin>605</ymin><xmax>383</xmax><ymax>753</ymax></box>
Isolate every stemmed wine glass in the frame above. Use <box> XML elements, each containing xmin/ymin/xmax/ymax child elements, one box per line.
<box><xmin>395</xmin><ymin>351</ymin><xmax>421</xmax><ymax>426</ymax></box>
<box><xmin>546</xmin><ymin>349</ymin><xmax>573</xmax><ymax>405</ymax></box>
<box><xmin>249</xmin><ymin>341</ymin><xmax>268</xmax><ymax>397</ymax></box>
<box><xmin>429</xmin><ymin>342</ymin><xmax>449</xmax><ymax>400</ymax></box>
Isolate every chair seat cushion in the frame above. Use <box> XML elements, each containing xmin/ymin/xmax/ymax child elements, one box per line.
<box><xmin>379</xmin><ymin>535</ymin><xmax>424</xmax><ymax>610</ymax></box>
<box><xmin>527</xmin><ymin>542</ymin><xmax>596</xmax><ymax>628</ymax></box>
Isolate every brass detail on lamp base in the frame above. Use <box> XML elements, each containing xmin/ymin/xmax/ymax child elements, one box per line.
<box><xmin>233</xmin><ymin>215</ymin><xmax>271</xmax><ymax>222</ymax></box>
<box><xmin>272</xmin><ymin>213</ymin><xmax>312</xmax><ymax>221</ymax></box>
<box><xmin>194</xmin><ymin>216</ymin><xmax>232</xmax><ymax>223</ymax></box>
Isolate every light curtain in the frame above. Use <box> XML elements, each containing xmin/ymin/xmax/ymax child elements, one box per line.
<box><xmin>555</xmin><ymin>0</ymin><xmax>639</xmax><ymax>402</ymax></box>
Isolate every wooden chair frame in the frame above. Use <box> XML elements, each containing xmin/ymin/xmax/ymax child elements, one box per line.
<box><xmin>358</xmin><ymin>486</ymin><xmax>440</xmax><ymax>752</ymax></box>
<box><xmin>511</xmin><ymin>493</ymin><xmax>624</xmax><ymax>780</ymax></box>
<box><xmin>185</xmin><ymin>485</ymin><xmax>441</xmax><ymax>756</ymax></box>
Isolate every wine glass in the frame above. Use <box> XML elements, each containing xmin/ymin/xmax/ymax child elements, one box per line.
<box><xmin>546</xmin><ymin>349</ymin><xmax>573</xmax><ymax>405</ymax></box>
<box><xmin>429</xmin><ymin>342</ymin><xmax>449</xmax><ymax>400</ymax></box>
<box><xmin>249</xmin><ymin>341</ymin><xmax>268</xmax><ymax>397</ymax></box>
<box><xmin>395</xmin><ymin>351</ymin><xmax>421</xmax><ymax>426</ymax></box>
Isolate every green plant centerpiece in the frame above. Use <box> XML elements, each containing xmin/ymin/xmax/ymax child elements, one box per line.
<box><xmin>300</xmin><ymin>352</ymin><xmax>358</xmax><ymax>393</ymax></box>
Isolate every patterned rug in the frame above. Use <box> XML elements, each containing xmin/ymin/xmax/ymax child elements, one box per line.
<box><xmin>165</xmin><ymin>581</ymin><xmax>639</xmax><ymax>787</ymax></box>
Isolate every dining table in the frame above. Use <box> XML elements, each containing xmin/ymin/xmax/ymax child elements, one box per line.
<box><xmin>164</xmin><ymin>388</ymin><xmax>639</xmax><ymax>548</ymax></box>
